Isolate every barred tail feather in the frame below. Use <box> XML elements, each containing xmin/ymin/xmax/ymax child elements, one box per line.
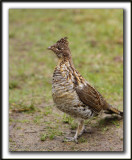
<box><xmin>104</xmin><ymin>104</ymin><xmax>123</xmax><ymax>116</ymax></box>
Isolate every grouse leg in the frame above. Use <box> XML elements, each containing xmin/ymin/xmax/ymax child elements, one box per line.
<box><xmin>64</xmin><ymin>119</ymin><xmax>85</xmax><ymax>143</ymax></box>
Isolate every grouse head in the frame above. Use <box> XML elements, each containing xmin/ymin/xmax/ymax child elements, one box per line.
<box><xmin>48</xmin><ymin>37</ymin><xmax>71</xmax><ymax>59</ymax></box>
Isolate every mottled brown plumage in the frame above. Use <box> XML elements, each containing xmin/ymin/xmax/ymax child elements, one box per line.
<box><xmin>48</xmin><ymin>37</ymin><xmax>123</xmax><ymax>142</ymax></box>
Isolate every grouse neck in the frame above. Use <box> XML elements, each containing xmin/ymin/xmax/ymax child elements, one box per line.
<box><xmin>57</xmin><ymin>56</ymin><xmax>74</xmax><ymax>68</ymax></box>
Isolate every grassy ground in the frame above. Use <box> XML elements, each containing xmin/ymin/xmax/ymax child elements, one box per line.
<box><xmin>9</xmin><ymin>9</ymin><xmax>123</xmax><ymax>151</ymax></box>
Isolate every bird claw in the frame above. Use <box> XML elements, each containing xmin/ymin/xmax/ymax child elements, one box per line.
<box><xmin>62</xmin><ymin>136</ymin><xmax>78</xmax><ymax>143</ymax></box>
<box><xmin>80</xmin><ymin>128</ymin><xmax>87</xmax><ymax>134</ymax></box>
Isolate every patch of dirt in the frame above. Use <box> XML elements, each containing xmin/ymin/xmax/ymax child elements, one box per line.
<box><xmin>9</xmin><ymin>104</ymin><xmax>123</xmax><ymax>152</ymax></box>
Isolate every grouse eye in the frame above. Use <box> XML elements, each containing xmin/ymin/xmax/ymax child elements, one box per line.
<box><xmin>57</xmin><ymin>47</ymin><xmax>61</xmax><ymax>50</ymax></box>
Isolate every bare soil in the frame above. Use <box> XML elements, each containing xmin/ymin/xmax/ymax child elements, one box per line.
<box><xmin>9</xmin><ymin>104</ymin><xmax>123</xmax><ymax>152</ymax></box>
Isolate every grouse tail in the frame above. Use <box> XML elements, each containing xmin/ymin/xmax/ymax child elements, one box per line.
<box><xmin>104</xmin><ymin>104</ymin><xmax>123</xmax><ymax>116</ymax></box>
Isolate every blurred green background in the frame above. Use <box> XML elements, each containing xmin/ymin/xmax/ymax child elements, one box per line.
<box><xmin>9</xmin><ymin>9</ymin><xmax>123</xmax><ymax>112</ymax></box>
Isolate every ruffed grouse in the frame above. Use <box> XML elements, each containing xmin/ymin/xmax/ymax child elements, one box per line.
<box><xmin>48</xmin><ymin>37</ymin><xmax>123</xmax><ymax>142</ymax></box>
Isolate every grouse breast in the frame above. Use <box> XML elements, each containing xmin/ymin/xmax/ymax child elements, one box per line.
<box><xmin>52</xmin><ymin>60</ymin><xmax>94</xmax><ymax>119</ymax></box>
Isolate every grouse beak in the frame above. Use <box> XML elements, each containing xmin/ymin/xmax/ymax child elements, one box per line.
<box><xmin>47</xmin><ymin>46</ymin><xmax>52</xmax><ymax>50</ymax></box>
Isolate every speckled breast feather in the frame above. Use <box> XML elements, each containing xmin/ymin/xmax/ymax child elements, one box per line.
<box><xmin>52</xmin><ymin>60</ymin><xmax>94</xmax><ymax>119</ymax></box>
